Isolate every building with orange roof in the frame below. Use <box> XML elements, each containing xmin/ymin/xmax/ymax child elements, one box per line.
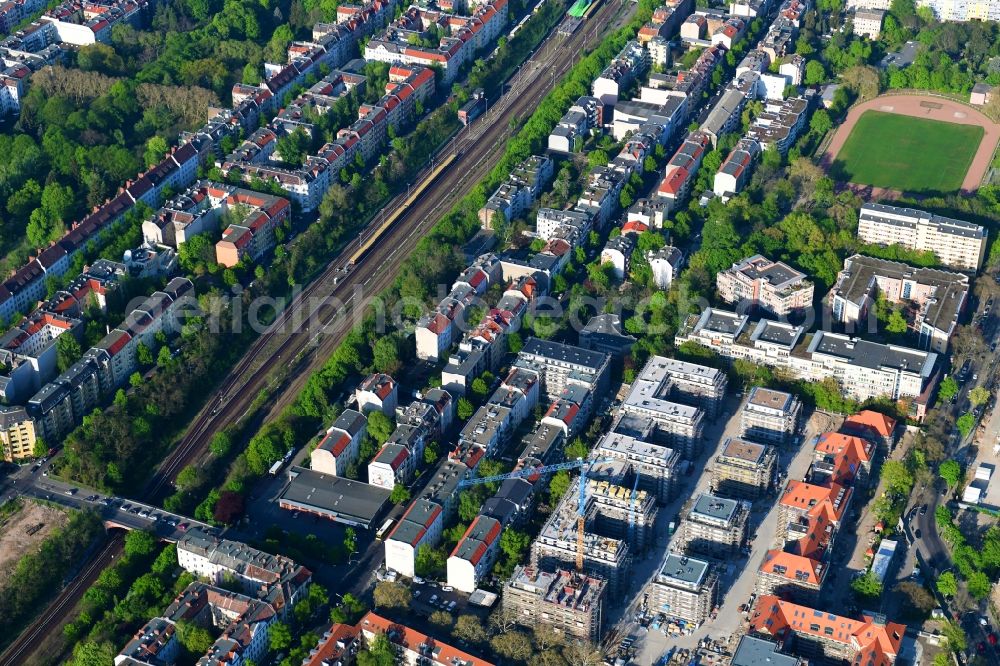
<box><xmin>841</xmin><ymin>409</ymin><xmax>897</xmax><ymax>449</ymax></box>
<box><xmin>811</xmin><ymin>432</ymin><xmax>874</xmax><ymax>487</ymax></box>
<box><xmin>748</xmin><ymin>595</ymin><xmax>904</xmax><ymax>666</ymax></box>
<box><xmin>356</xmin><ymin>373</ymin><xmax>398</xmax><ymax>415</ymax></box>
<box><xmin>756</xmin><ymin>549</ymin><xmax>825</xmax><ymax>604</ymax></box>
<box><xmin>447</xmin><ymin>514</ymin><xmax>503</xmax><ymax>593</ymax></box>
<box><xmin>357</xmin><ymin>611</ymin><xmax>494</xmax><ymax>666</ymax></box>
<box><xmin>311</xmin><ymin>408</ymin><xmax>367</xmax><ymax>477</ymax></box>
<box><xmin>302</xmin><ymin>622</ymin><xmax>359</xmax><ymax>666</ymax></box>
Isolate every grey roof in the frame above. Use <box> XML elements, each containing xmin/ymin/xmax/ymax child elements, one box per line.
<box><xmin>833</xmin><ymin>254</ymin><xmax>968</xmax><ymax>336</ymax></box>
<box><xmin>732</xmin><ymin>636</ymin><xmax>800</xmax><ymax>666</ymax></box>
<box><xmin>746</xmin><ymin>387</ymin><xmax>796</xmax><ymax>413</ymax></box>
<box><xmin>728</xmin><ymin>255</ymin><xmax>808</xmax><ymax>290</ymax></box>
<box><xmin>860</xmin><ymin>202</ymin><xmax>985</xmax><ymax>240</ymax></box>
<box><xmin>690</xmin><ymin>493</ymin><xmax>741</xmax><ymax>524</ymax></box>
<box><xmin>749</xmin><ymin>318</ymin><xmax>805</xmax><ymax>348</ymax></box>
<box><xmin>807</xmin><ymin>331</ymin><xmax>936</xmax><ymax>376</ymax></box>
<box><xmin>279</xmin><ymin>467</ymin><xmax>391</xmax><ymax>527</ymax></box>
<box><xmin>332</xmin><ymin>408</ymin><xmax>366</xmax><ymax>437</ymax></box>
<box><xmin>657</xmin><ymin>553</ymin><xmax>710</xmax><ymax>587</ymax></box>
<box><xmin>520</xmin><ymin>338</ymin><xmax>609</xmax><ymax>372</ymax></box>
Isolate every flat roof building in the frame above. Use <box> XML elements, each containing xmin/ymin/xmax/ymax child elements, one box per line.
<box><xmin>717</xmin><ymin>255</ymin><xmax>814</xmax><ymax>318</ymax></box>
<box><xmin>740</xmin><ymin>387</ymin><xmax>802</xmax><ymax>446</ymax></box>
<box><xmin>675</xmin><ymin>493</ymin><xmax>749</xmax><ymax>558</ymax></box>
<box><xmin>593</xmin><ymin>430</ymin><xmax>679</xmax><ymax>503</ymax></box>
<box><xmin>857</xmin><ymin>202</ymin><xmax>987</xmax><ymax>271</ymax></box>
<box><xmin>277</xmin><ymin>466</ymin><xmax>391</xmax><ymax>529</ymax></box>
<box><xmin>503</xmin><ymin>566</ymin><xmax>607</xmax><ymax>642</ymax></box>
<box><xmin>712</xmin><ymin>437</ymin><xmax>777</xmax><ymax>500</ymax></box>
<box><xmin>645</xmin><ymin>554</ymin><xmax>719</xmax><ymax>625</ymax></box>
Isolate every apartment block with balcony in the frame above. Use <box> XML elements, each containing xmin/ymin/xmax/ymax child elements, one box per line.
<box><xmin>857</xmin><ymin>202</ymin><xmax>987</xmax><ymax>271</ymax></box>
<box><xmin>740</xmin><ymin>386</ymin><xmax>802</xmax><ymax>446</ymax></box>
<box><xmin>593</xmin><ymin>430</ymin><xmax>679</xmax><ymax>503</ymax></box>
<box><xmin>717</xmin><ymin>255</ymin><xmax>814</xmax><ymax>318</ymax></box>
<box><xmin>503</xmin><ymin>566</ymin><xmax>607</xmax><ymax>642</ymax></box>
<box><xmin>712</xmin><ymin>437</ymin><xmax>777</xmax><ymax>500</ymax></box>
<box><xmin>829</xmin><ymin>254</ymin><xmax>969</xmax><ymax>354</ymax></box>
<box><xmin>645</xmin><ymin>554</ymin><xmax>719</xmax><ymax>625</ymax></box>
<box><xmin>674</xmin><ymin>493</ymin><xmax>749</xmax><ymax>558</ymax></box>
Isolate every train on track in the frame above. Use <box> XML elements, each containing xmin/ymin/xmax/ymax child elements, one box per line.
<box><xmin>346</xmin><ymin>152</ymin><xmax>459</xmax><ymax>267</ymax></box>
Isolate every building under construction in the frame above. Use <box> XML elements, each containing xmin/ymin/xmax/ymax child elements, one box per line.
<box><xmin>645</xmin><ymin>553</ymin><xmax>719</xmax><ymax>626</ymax></box>
<box><xmin>503</xmin><ymin>565</ymin><xmax>607</xmax><ymax>642</ymax></box>
<box><xmin>588</xmin><ymin>479</ymin><xmax>658</xmax><ymax>552</ymax></box>
<box><xmin>593</xmin><ymin>430</ymin><xmax>679</xmax><ymax>503</ymax></box>
<box><xmin>530</xmin><ymin>481</ymin><xmax>634</xmax><ymax>595</ymax></box>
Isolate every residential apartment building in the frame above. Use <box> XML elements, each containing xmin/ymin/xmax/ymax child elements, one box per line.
<box><xmin>713</xmin><ymin>137</ymin><xmax>761</xmax><ymax>199</ymax></box>
<box><xmin>356</xmin><ymin>373</ymin><xmax>398</xmax><ymax>415</ymax></box>
<box><xmin>593</xmin><ymin>430</ymin><xmax>679</xmax><ymax>503</ymax></box>
<box><xmin>447</xmin><ymin>514</ymin><xmax>503</xmax><ymax>593</ymax></box>
<box><xmin>591</xmin><ymin>40</ymin><xmax>649</xmax><ymax>106</ymax></box>
<box><xmin>657</xmin><ymin>131</ymin><xmax>712</xmax><ymax>211</ymax></box>
<box><xmin>478</xmin><ymin>155</ymin><xmax>554</xmax><ymax>228</ymax></box>
<box><xmin>514</xmin><ymin>338</ymin><xmax>611</xmax><ymax>400</ymax></box>
<box><xmin>829</xmin><ymin>254</ymin><xmax>969</xmax><ymax>353</ymax></box>
<box><xmin>311</xmin><ymin>408</ymin><xmax>367</xmax><ymax>477</ymax></box>
<box><xmin>368</xmin><ymin>443</ymin><xmax>414</xmax><ymax>490</ymax></box>
<box><xmin>363</xmin><ymin>0</ymin><xmax>508</xmax><ymax>85</ymax></box>
<box><xmin>746</xmin><ymin>96</ymin><xmax>811</xmax><ymax>154</ymax></box>
<box><xmin>716</xmin><ymin>255</ymin><xmax>814</xmax><ymax>318</ymax></box>
<box><xmin>748</xmin><ymin>597</ymin><xmax>904</xmax><ymax>666</ymax></box>
<box><xmin>675</xmin><ymin>308</ymin><xmax>938</xmax><ymax>420</ymax></box>
<box><xmin>117</xmin><ymin>582</ymin><xmax>277</xmax><ymax>666</ymax></box>
<box><xmin>301</xmin><ymin>623</ymin><xmax>360</xmax><ymax>666</ymax></box>
<box><xmin>356</xmin><ymin>612</ymin><xmax>494</xmax><ymax>666</ymax></box>
<box><xmin>857</xmin><ymin>202</ymin><xmax>987</xmax><ymax>271</ymax></box>
<box><xmin>811</xmin><ymin>431</ymin><xmax>874</xmax><ymax>487</ymax></box>
<box><xmin>852</xmin><ymin>8</ymin><xmax>884</xmax><ymax>36</ymax></box>
<box><xmin>712</xmin><ymin>437</ymin><xmax>777</xmax><ymax>500</ymax></box>
<box><xmin>674</xmin><ymin>493</ymin><xmax>749</xmax><ymax>558</ymax></box>
<box><xmin>384</xmin><ymin>498</ymin><xmax>444</xmax><ymax>578</ymax></box>
<box><xmin>645</xmin><ymin>554</ymin><xmax>719</xmax><ymax>625</ymax></box>
<box><xmin>740</xmin><ymin>386</ymin><xmax>802</xmax><ymax>446</ymax></box>
<box><xmin>731</xmin><ymin>636</ymin><xmax>803</xmax><ymax>666</ymax></box>
<box><xmin>176</xmin><ymin>530</ymin><xmax>312</xmax><ymax>614</ymax></box>
<box><xmin>503</xmin><ymin>566</ymin><xmax>607</xmax><ymax>642</ymax></box>
<box><xmin>0</xmin><ymin>406</ymin><xmax>36</xmax><ymax>462</ymax></box>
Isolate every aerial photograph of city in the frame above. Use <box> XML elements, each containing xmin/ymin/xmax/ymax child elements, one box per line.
<box><xmin>1</xmin><ymin>0</ymin><xmax>1000</xmax><ymax>663</ymax></box>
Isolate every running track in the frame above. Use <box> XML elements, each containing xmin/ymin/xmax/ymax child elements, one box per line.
<box><xmin>821</xmin><ymin>93</ymin><xmax>1000</xmax><ymax>192</ymax></box>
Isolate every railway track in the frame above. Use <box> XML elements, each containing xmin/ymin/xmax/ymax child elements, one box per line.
<box><xmin>1</xmin><ymin>4</ymin><xmax>632</xmax><ymax>662</ymax></box>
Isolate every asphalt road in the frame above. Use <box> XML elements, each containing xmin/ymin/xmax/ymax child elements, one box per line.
<box><xmin>0</xmin><ymin>5</ymin><xmax>633</xmax><ymax>662</ymax></box>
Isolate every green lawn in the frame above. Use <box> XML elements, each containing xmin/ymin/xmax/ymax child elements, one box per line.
<box><xmin>831</xmin><ymin>110</ymin><xmax>983</xmax><ymax>193</ymax></box>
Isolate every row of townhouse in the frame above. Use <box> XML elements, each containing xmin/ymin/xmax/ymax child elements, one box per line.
<box><xmin>141</xmin><ymin>180</ymin><xmax>292</xmax><ymax>267</ymax></box>
<box><xmin>118</xmin><ymin>530</ymin><xmax>312</xmax><ymax>666</ymax></box>
<box><xmin>367</xmin><ymin>386</ymin><xmax>454</xmax><ymax>490</ymax></box>
<box><xmin>548</xmin><ymin>95</ymin><xmax>605</xmax><ymax>153</ymax></box>
<box><xmin>760</xmin><ymin>0</ymin><xmax>810</xmax><ymax>60</ymax></box>
<box><xmin>675</xmin><ymin>307</ymin><xmax>939</xmax><ymax>419</ymax></box>
<box><xmin>680</xmin><ymin>12</ymin><xmax>747</xmax><ymax>50</ymax></box>
<box><xmin>477</xmin><ymin>155</ymin><xmax>554</xmax><ymax>228</ymax></box>
<box><xmin>591</xmin><ymin>40</ymin><xmax>650</xmax><ymax>107</ymax></box>
<box><xmin>735</xmin><ymin>48</ymin><xmax>806</xmax><ymax>98</ymax></box>
<box><xmin>27</xmin><ymin>277</ymin><xmax>194</xmax><ymax>442</ymax></box>
<box><xmin>636</xmin><ymin>0</ymin><xmax>693</xmax><ymax>49</ymax></box>
<box><xmin>222</xmin><ymin>61</ymin><xmax>435</xmax><ymax>211</ymax></box>
<box><xmin>41</xmin><ymin>0</ymin><xmax>149</xmax><ymax>46</ymax></box>
<box><xmin>303</xmin><ymin>611</ymin><xmax>494</xmax><ymax>666</ymax></box>
<box><xmin>0</xmin><ymin>0</ymin><xmax>393</xmax><ymax>319</ymax></box>
<box><xmin>0</xmin><ymin>0</ymin><xmax>46</xmax><ymax>33</ymax></box>
<box><xmin>753</xmin><ymin>414</ymin><xmax>891</xmax><ymax>603</ymax></box>
<box><xmin>364</xmin><ymin>0</ymin><xmax>508</xmax><ymax>84</ymax></box>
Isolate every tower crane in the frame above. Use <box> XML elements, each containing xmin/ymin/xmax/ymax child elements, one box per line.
<box><xmin>457</xmin><ymin>456</ymin><xmax>614</xmax><ymax>572</ymax></box>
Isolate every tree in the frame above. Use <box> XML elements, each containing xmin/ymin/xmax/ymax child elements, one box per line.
<box><xmin>810</xmin><ymin>108</ymin><xmax>833</xmax><ymax>136</ymax></box>
<box><xmin>850</xmin><ymin>570</ymin><xmax>883</xmax><ymax>600</ymax></box>
<box><xmin>938</xmin><ymin>376</ymin><xmax>959</xmax><ymax>402</ymax></box>
<box><xmin>210</xmin><ymin>431</ymin><xmax>233</xmax><ymax>457</ymax></box>
<box><xmin>968</xmin><ymin>570</ymin><xmax>991</xmax><ymax>599</ymax></box>
<box><xmin>358</xmin><ymin>633</ymin><xmax>395</xmax><ymax>666</ymax></box>
<box><xmin>367</xmin><ymin>411</ymin><xmax>394</xmax><ymax>445</ymax></box>
<box><xmin>390</xmin><ymin>483</ymin><xmax>411</xmax><ymax>504</ymax></box>
<box><xmin>937</xmin><ymin>571</ymin><xmax>958</xmax><ymax>597</ymax></box>
<box><xmin>471</xmin><ymin>377</ymin><xmax>489</xmax><ymax>399</ymax></box>
<box><xmin>415</xmin><ymin>544</ymin><xmax>447</xmax><ymax>578</ymax></box>
<box><xmin>941</xmin><ymin>620</ymin><xmax>967</xmax><ymax>652</ymax></box>
<box><xmin>373</xmin><ymin>581</ymin><xmax>411</xmax><ymax>609</ymax></box>
<box><xmin>372</xmin><ymin>336</ymin><xmax>402</xmax><ymax>374</ymax></box>
<box><xmin>453</xmin><ymin>614</ymin><xmax>488</xmax><ymax>644</ymax></box>
<box><xmin>892</xmin><ymin>581</ymin><xmax>935</xmax><ymax>618</ymax></box>
<box><xmin>457</xmin><ymin>397</ymin><xmax>474</xmax><ymax>421</ymax></box>
<box><xmin>343</xmin><ymin>527</ymin><xmax>357</xmax><ymax>554</ymax></box>
<box><xmin>805</xmin><ymin>59</ymin><xmax>827</xmax><ymax>84</ymax></box>
<box><xmin>957</xmin><ymin>412</ymin><xmax>975</xmax><ymax>438</ymax></box>
<box><xmin>881</xmin><ymin>460</ymin><xmax>913</xmax><ymax>496</ymax></box>
<box><xmin>269</xmin><ymin>622</ymin><xmax>293</xmax><ymax>651</ymax></box>
<box><xmin>157</xmin><ymin>345</ymin><xmax>173</xmax><ymax>367</ymax></box>
<box><xmin>561</xmin><ymin>641</ymin><xmax>605</xmax><ymax>666</ymax></box>
<box><xmin>429</xmin><ymin>610</ymin><xmax>453</xmax><ymax>628</ymax></box>
<box><xmin>276</xmin><ymin>128</ymin><xmax>310</xmax><ymax>166</ymax></box>
<box><xmin>176</xmin><ymin>621</ymin><xmax>214</xmax><ymax>656</ymax></box>
<box><xmin>564</xmin><ymin>438</ymin><xmax>589</xmax><ymax>460</ymax></box>
<box><xmin>939</xmin><ymin>459</ymin><xmax>963</xmax><ymax>487</ymax></box>
<box><xmin>970</xmin><ymin>386</ymin><xmax>990</xmax><ymax>407</ymax></box>
<box><xmin>136</xmin><ymin>342</ymin><xmax>154</xmax><ymax>367</ymax></box>
<box><xmin>213</xmin><ymin>491</ymin><xmax>245</xmax><ymax>524</ymax></box>
<box><xmin>144</xmin><ymin>136</ymin><xmax>169</xmax><ymax>167</ymax></box>
<box><xmin>70</xmin><ymin>641</ymin><xmax>117</xmax><ymax>666</ymax></box>
<box><xmin>549</xmin><ymin>470</ymin><xmax>571</xmax><ymax>503</ymax></box>
<box><xmin>499</xmin><ymin>528</ymin><xmax>530</xmax><ymax>563</ymax></box>
<box><xmin>32</xmin><ymin>438</ymin><xmax>48</xmax><ymax>459</ymax></box>
<box><xmin>124</xmin><ymin>530</ymin><xmax>157</xmax><ymax>557</ymax></box>
<box><xmin>885</xmin><ymin>309</ymin><xmax>908</xmax><ymax>334</ymax></box>
<box><xmin>490</xmin><ymin>631</ymin><xmax>533</xmax><ymax>661</ymax></box>
<box><xmin>56</xmin><ymin>332</ymin><xmax>82</xmax><ymax>372</ymax></box>
<box><xmin>423</xmin><ymin>440</ymin><xmax>440</xmax><ymax>465</ymax></box>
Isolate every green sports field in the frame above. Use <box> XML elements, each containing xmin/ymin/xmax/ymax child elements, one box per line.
<box><xmin>831</xmin><ymin>110</ymin><xmax>983</xmax><ymax>193</ymax></box>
